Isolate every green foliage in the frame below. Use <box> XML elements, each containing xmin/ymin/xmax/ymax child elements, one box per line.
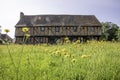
<box><xmin>101</xmin><ymin>22</ymin><xmax>119</xmax><ymax>41</ymax></box>
<box><xmin>0</xmin><ymin>41</ymin><xmax>120</xmax><ymax>80</ymax></box>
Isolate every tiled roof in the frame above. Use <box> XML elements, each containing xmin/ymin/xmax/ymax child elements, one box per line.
<box><xmin>15</xmin><ymin>12</ymin><xmax>101</xmax><ymax>27</ymax></box>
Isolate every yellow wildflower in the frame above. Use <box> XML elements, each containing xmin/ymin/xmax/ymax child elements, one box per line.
<box><xmin>64</xmin><ymin>37</ymin><xmax>69</xmax><ymax>41</ymax></box>
<box><xmin>75</xmin><ymin>40</ymin><xmax>80</xmax><ymax>44</ymax></box>
<box><xmin>4</xmin><ymin>29</ymin><xmax>10</xmax><ymax>33</ymax></box>
<box><xmin>64</xmin><ymin>37</ymin><xmax>70</xmax><ymax>43</ymax></box>
<box><xmin>55</xmin><ymin>50</ymin><xmax>60</xmax><ymax>55</ymax></box>
<box><xmin>66</xmin><ymin>40</ymin><xmax>70</xmax><ymax>43</ymax></box>
<box><xmin>81</xmin><ymin>54</ymin><xmax>89</xmax><ymax>58</ymax></box>
<box><xmin>64</xmin><ymin>54</ymin><xmax>70</xmax><ymax>58</ymax></box>
<box><xmin>22</xmin><ymin>27</ymin><xmax>29</xmax><ymax>33</ymax></box>
<box><xmin>71</xmin><ymin>59</ymin><xmax>77</xmax><ymax>63</ymax></box>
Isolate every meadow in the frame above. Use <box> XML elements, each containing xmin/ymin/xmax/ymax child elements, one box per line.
<box><xmin>0</xmin><ymin>41</ymin><xmax>120</xmax><ymax>80</ymax></box>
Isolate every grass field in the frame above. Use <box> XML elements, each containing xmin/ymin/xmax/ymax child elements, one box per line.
<box><xmin>0</xmin><ymin>41</ymin><xmax>120</xmax><ymax>80</ymax></box>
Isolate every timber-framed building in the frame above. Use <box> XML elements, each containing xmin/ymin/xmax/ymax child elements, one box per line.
<box><xmin>15</xmin><ymin>12</ymin><xmax>102</xmax><ymax>44</ymax></box>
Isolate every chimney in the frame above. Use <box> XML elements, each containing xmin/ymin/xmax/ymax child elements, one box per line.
<box><xmin>20</xmin><ymin>12</ymin><xmax>24</xmax><ymax>19</ymax></box>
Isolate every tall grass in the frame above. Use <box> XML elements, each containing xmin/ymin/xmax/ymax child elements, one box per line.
<box><xmin>0</xmin><ymin>41</ymin><xmax>120</xmax><ymax>80</ymax></box>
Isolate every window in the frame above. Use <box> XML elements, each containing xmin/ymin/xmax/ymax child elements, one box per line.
<box><xmin>91</xmin><ymin>27</ymin><xmax>94</xmax><ymax>32</ymax></box>
<box><xmin>40</xmin><ymin>27</ymin><xmax>45</xmax><ymax>31</ymax></box>
<box><xmin>90</xmin><ymin>27</ymin><xmax>95</xmax><ymax>34</ymax></box>
<box><xmin>55</xmin><ymin>27</ymin><xmax>60</xmax><ymax>32</ymax></box>
<box><xmin>73</xmin><ymin>26</ymin><xmax>77</xmax><ymax>32</ymax></box>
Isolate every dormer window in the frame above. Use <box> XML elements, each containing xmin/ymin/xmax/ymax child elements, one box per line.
<box><xmin>55</xmin><ymin>27</ymin><xmax>60</xmax><ymax>32</ymax></box>
<box><xmin>73</xmin><ymin>26</ymin><xmax>77</xmax><ymax>32</ymax></box>
<box><xmin>40</xmin><ymin>27</ymin><xmax>45</xmax><ymax>31</ymax></box>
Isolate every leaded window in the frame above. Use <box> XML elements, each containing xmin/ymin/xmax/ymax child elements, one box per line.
<box><xmin>91</xmin><ymin>27</ymin><xmax>94</xmax><ymax>32</ymax></box>
<box><xmin>73</xmin><ymin>26</ymin><xmax>77</xmax><ymax>32</ymax></box>
<box><xmin>40</xmin><ymin>27</ymin><xmax>45</xmax><ymax>31</ymax></box>
<box><xmin>55</xmin><ymin>27</ymin><xmax>60</xmax><ymax>32</ymax></box>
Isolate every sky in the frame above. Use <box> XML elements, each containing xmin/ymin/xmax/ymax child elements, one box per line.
<box><xmin>0</xmin><ymin>0</ymin><xmax>120</xmax><ymax>38</ymax></box>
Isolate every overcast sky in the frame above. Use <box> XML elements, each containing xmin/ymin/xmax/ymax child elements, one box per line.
<box><xmin>0</xmin><ymin>0</ymin><xmax>120</xmax><ymax>38</ymax></box>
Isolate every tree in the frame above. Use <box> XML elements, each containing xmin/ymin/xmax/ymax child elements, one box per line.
<box><xmin>116</xmin><ymin>29</ymin><xmax>120</xmax><ymax>41</ymax></box>
<box><xmin>100</xmin><ymin>22</ymin><xmax>119</xmax><ymax>41</ymax></box>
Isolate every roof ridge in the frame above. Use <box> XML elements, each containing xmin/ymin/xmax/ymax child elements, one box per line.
<box><xmin>24</xmin><ymin>14</ymin><xmax>95</xmax><ymax>16</ymax></box>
